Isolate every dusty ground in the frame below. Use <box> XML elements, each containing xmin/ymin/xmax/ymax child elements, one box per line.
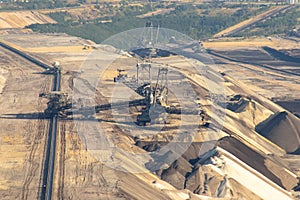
<box><xmin>209</xmin><ymin>47</ymin><xmax>300</xmax><ymax>101</ymax></box>
<box><xmin>0</xmin><ymin>33</ymin><xmax>201</xmax><ymax>199</ymax></box>
<box><xmin>203</xmin><ymin>36</ymin><xmax>299</xmax><ymax>50</ymax></box>
<box><xmin>0</xmin><ymin>32</ymin><xmax>300</xmax><ymax>200</ymax></box>
<box><xmin>0</xmin><ymin>11</ymin><xmax>55</xmax><ymax>29</ymax></box>
<box><xmin>0</xmin><ymin>45</ymin><xmax>50</xmax><ymax>199</ymax></box>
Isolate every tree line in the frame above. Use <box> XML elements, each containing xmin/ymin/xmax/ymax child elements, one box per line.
<box><xmin>27</xmin><ymin>3</ymin><xmax>269</xmax><ymax>43</ymax></box>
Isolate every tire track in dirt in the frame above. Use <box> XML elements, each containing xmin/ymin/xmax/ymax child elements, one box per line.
<box><xmin>21</xmin><ymin>76</ymin><xmax>50</xmax><ymax>200</ymax></box>
<box><xmin>57</xmin><ymin>121</ymin><xmax>66</xmax><ymax>200</ymax></box>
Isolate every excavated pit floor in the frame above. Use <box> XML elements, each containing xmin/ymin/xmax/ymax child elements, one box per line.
<box><xmin>0</xmin><ymin>32</ymin><xmax>300</xmax><ymax>199</ymax></box>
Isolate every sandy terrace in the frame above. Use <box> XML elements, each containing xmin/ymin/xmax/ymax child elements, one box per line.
<box><xmin>0</xmin><ymin>11</ymin><xmax>55</xmax><ymax>29</ymax></box>
<box><xmin>0</xmin><ymin>33</ymin><xmax>94</xmax><ymax>48</ymax></box>
<box><xmin>203</xmin><ymin>36</ymin><xmax>299</xmax><ymax>50</ymax></box>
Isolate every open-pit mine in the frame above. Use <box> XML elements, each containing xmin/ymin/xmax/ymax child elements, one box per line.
<box><xmin>0</xmin><ymin>27</ymin><xmax>299</xmax><ymax>200</ymax></box>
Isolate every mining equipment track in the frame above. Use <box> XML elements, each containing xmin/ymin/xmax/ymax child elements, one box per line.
<box><xmin>40</xmin><ymin>69</ymin><xmax>60</xmax><ymax>200</ymax></box>
<box><xmin>0</xmin><ymin>41</ymin><xmax>60</xmax><ymax>200</ymax></box>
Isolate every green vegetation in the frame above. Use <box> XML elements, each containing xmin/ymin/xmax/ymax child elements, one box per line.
<box><xmin>236</xmin><ymin>6</ymin><xmax>300</xmax><ymax>37</ymax></box>
<box><xmin>27</xmin><ymin>3</ymin><xmax>269</xmax><ymax>43</ymax></box>
<box><xmin>0</xmin><ymin>0</ymin><xmax>79</xmax><ymax>10</ymax></box>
